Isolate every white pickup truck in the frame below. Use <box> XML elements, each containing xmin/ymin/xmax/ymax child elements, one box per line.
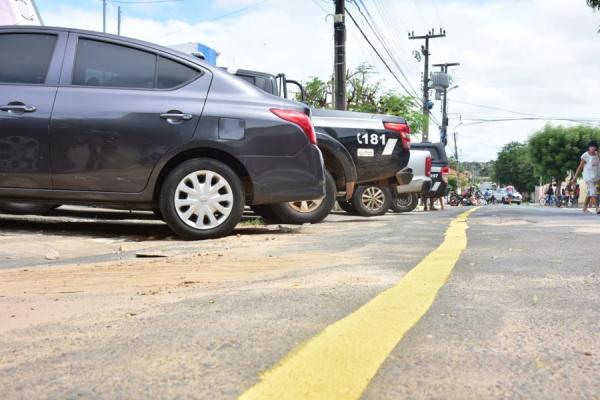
<box><xmin>391</xmin><ymin>150</ymin><xmax>432</xmax><ymax>212</ymax></box>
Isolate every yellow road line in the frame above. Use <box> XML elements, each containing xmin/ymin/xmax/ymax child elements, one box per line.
<box><xmin>239</xmin><ymin>208</ymin><xmax>478</xmax><ymax>400</ymax></box>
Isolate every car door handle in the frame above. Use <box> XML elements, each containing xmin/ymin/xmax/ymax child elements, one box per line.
<box><xmin>160</xmin><ymin>112</ymin><xmax>193</xmax><ymax>121</ymax></box>
<box><xmin>0</xmin><ymin>104</ymin><xmax>37</xmax><ymax>113</ymax></box>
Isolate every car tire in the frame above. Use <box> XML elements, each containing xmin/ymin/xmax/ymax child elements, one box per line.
<box><xmin>0</xmin><ymin>202</ymin><xmax>59</xmax><ymax>215</ymax></box>
<box><xmin>266</xmin><ymin>170</ymin><xmax>335</xmax><ymax>224</ymax></box>
<box><xmin>390</xmin><ymin>192</ymin><xmax>418</xmax><ymax>213</ymax></box>
<box><xmin>337</xmin><ymin>199</ymin><xmax>359</xmax><ymax>215</ymax></box>
<box><xmin>159</xmin><ymin>158</ymin><xmax>245</xmax><ymax>240</ymax></box>
<box><xmin>351</xmin><ymin>185</ymin><xmax>392</xmax><ymax>217</ymax></box>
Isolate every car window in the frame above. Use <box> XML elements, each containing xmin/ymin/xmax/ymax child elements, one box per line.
<box><xmin>157</xmin><ymin>57</ymin><xmax>201</xmax><ymax>89</ymax></box>
<box><xmin>73</xmin><ymin>39</ymin><xmax>156</xmax><ymax>89</ymax></box>
<box><xmin>0</xmin><ymin>33</ymin><xmax>57</xmax><ymax>84</ymax></box>
<box><xmin>236</xmin><ymin>75</ymin><xmax>254</xmax><ymax>84</ymax></box>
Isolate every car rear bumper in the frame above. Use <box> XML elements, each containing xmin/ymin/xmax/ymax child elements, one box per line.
<box><xmin>243</xmin><ymin>144</ymin><xmax>326</xmax><ymax>205</ymax></box>
<box><xmin>396</xmin><ymin>176</ymin><xmax>431</xmax><ymax>194</ymax></box>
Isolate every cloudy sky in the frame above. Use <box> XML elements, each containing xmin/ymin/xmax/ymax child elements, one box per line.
<box><xmin>33</xmin><ymin>0</ymin><xmax>600</xmax><ymax>161</ymax></box>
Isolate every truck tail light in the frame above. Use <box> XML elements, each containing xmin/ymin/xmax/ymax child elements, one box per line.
<box><xmin>441</xmin><ymin>165</ymin><xmax>449</xmax><ymax>183</ymax></box>
<box><xmin>270</xmin><ymin>108</ymin><xmax>317</xmax><ymax>145</ymax></box>
<box><xmin>425</xmin><ymin>156</ymin><xmax>432</xmax><ymax>177</ymax></box>
<box><xmin>383</xmin><ymin>122</ymin><xmax>411</xmax><ymax>151</ymax></box>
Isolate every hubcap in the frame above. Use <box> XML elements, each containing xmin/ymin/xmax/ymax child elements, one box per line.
<box><xmin>288</xmin><ymin>199</ymin><xmax>324</xmax><ymax>213</ymax></box>
<box><xmin>174</xmin><ymin>170</ymin><xmax>234</xmax><ymax>230</ymax></box>
<box><xmin>395</xmin><ymin>194</ymin><xmax>412</xmax><ymax>208</ymax></box>
<box><xmin>361</xmin><ymin>187</ymin><xmax>385</xmax><ymax>211</ymax></box>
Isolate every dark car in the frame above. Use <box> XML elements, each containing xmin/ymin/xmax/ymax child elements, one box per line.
<box><xmin>410</xmin><ymin>142</ymin><xmax>449</xmax><ymax>199</ymax></box>
<box><xmin>233</xmin><ymin>69</ymin><xmax>412</xmax><ymax>220</ymax></box>
<box><xmin>0</xmin><ymin>26</ymin><xmax>325</xmax><ymax>239</ymax></box>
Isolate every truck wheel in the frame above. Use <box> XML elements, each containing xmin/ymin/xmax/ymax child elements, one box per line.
<box><xmin>267</xmin><ymin>171</ymin><xmax>335</xmax><ymax>224</ymax></box>
<box><xmin>159</xmin><ymin>158</ymin><xmax>245</xmax><ymax>240</ymax></box>
<box><xmin>0</xmin><ymin>202</ymin><xmax>59</xmax><ymax>215</ymax></box>
<box><xmin>390</xmin><ymin>192</ymin><xmax>418</xmax><ymax>213</ymax></box>
<box><xmin>351</xmin><ymin>185</ymin><xmax>392</xmax><ymax>217</ymax></box>
<box><xmin>337</xmin><ymin>200</ymin><xmax>358</xmax><ymax>215</ymax></box>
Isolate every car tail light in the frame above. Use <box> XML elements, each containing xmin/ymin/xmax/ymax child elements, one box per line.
<box><xmin>441</xmin><ymin>165</ymin><xmax>449</xmax><ymax>184</ymax></box>
<box><xmin>270</xmin><ymin>108</ymin><xmax>317</xmax><ymax>145</ymax></box>
<box><xmin>425</xmin><ymin>156</ymin><xmax>432</xmax><ymax>177</ymax></box>
<box><xmin>383</xmin><ymin>122</ymin><xmax>411</xmax><ymax>151</ymax></box>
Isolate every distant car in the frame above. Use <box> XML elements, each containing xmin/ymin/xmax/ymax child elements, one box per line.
<box><xmin>503</xmin><ymin>189</ymin><xmax>522</xmax><ymax>205</ymax></box>
<box><xmin>491</xmin><ymin>189</ymin><xmax>522</xmax><ymax>205</ymax></box>
<box><xmin>0</xmin><ymin>26</ymin><xmax>325</xmax><ymax>239</ymax></box>
<box><xmin>391</xmin><ymin>150</ymin><xmax>432</xmax><ymax>213</ymax></box>
<box><xmin>410</xmin><ymin>142</ymin><xmax>449</xmax><ymax>200</ymax></box>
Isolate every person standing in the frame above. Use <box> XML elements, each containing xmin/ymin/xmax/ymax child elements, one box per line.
<box><xmin>571</xmin><ymin>141</ymin><xmax>600</xmax><ymax>214</ymax></box>
<box><xmin>505</xmin><ymin>184</ymin><xmax>515</xmax><ymax>205</ymax></box>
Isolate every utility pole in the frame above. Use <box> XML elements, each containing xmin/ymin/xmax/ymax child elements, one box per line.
<box><xmin>433</xmin><ymin>62</ymin><xmax>460</xmax><ymax>146</ymax></box>
<box><xmin>453</xmin><ymin>119</ymin><xmax>462</xmax><ymax>193</ymax></box>
<box><xmin>117</xmin><ymin>6</ymin><xmax>122</xmax><ymax>36</ymax></box>
<box><xmin>333</xmin><ymin>0</ymin><xmax>346</xmax><ymax>110</ymax></box>
<box><xmin>409</xmin><ymin>28</ymin><xmax>446</xmax><ymax>142</ymax></box>
<box><xmin>102</xmin><ymin>0</ymin><xmax>107</xmax><ymax>33</ymax></box>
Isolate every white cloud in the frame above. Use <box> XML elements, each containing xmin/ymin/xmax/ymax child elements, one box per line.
<box><xmin>41</xmin><ymin>0</ymin><xmax>600</xmax><ymax>161</ymax></box>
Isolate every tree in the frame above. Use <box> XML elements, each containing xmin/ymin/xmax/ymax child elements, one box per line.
<box><xmin>299</xmin><ymin>64</ymin><xmax>425</xmax><ymax>136</ymax></box>
<box><xmin>528</xmin><ymin>124</ymin><xmax>600</xmax><ymax>186</ymax></box>
<box><xmin>494</xmin><ymin>142</ymin><xmax>537</xmax><ymax>193</ymax></box>
<box><xmin>346</xmin><ymin>63</ymin><xmax>380</xmax><ymax>113</ymax></box>
<box><xmin>301</xmin><ymin>77</ymin><xmax>330</xmax><ymax>109</ymax></box>
<box><xmin>377</xmin><ymin>92</ymin><xmax>427</xmax><ymax>135</ymax></box>
<box><xmin>588</xmin><ymin>0</ymin><xmax>600</xmax><ymax>9</ymax></box>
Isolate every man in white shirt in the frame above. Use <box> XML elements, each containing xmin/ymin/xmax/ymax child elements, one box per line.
<box><xmin>571</xmin><ymin>141</ymin><xmax>600</xmax><ymax>214</ymax></box>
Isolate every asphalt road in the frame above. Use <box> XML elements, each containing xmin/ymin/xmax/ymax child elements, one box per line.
<box><xmin>0</xmin><ymin>205</ymin><xmax>598</xmax><ymax>399</ymax></box>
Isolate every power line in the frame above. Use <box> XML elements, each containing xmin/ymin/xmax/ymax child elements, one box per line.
<box><xmin>353</xmin><ymin>0</ymin><xmax>420</xmax><ymax>98</ymax></box>
<box><xmin>458</xmin><ymin>117</ymin><xmax>600</xmax><ymax>127</ymax></box>
<box><xmin>345</xmin><ymin>7</ymin><xmax>421</xmax><ymax>108</ymax></box>
<box><xmin>450</xmin><ymin>99</ymin><xmax>600</xmax><ymax>122</ymax></box>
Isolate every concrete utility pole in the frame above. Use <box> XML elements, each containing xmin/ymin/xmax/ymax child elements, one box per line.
<box><xmin>117</xmin><ymin>6</ymin><xmax>122</xmax><ymax>36</ymax></box>
<box><xmin>453</xmin><ymin>119</ymin><xmax>462</xmax><ymax>192</ymax></box>
<box><xmin>102</xmin><ymin>0</ymin><xmax>107</xmax><ymax>33</ymax></box>
<box><xmin>433</xmin><ymin>62</ymin><xmax>460</xmax><ymax>146</ymax></box>
<box><xmin>409</xmin><ymin>29</ymin><xmax>446</xmax><ymax>142</ymax></box>
<box><xmin>333</xmin><ymin>0</ymin><xmax>346</xmax><ymax>110</ymax></box>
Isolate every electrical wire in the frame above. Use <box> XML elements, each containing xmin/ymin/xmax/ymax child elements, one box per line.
<box><xmin>345</xmin><ymin>7</ymin><xmax>422</xmax><ymax>108</ymax></box>
<box><xmin>353</xmin><ymin>0</ymin><xmax>421</xmax><ymax>99</ymax></box>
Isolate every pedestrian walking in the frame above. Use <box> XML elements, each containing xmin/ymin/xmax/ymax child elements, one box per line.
<box><xmin>571</xmin><ymin>141</ymin><xmax>600</xmax><ymax>214</ymax></box>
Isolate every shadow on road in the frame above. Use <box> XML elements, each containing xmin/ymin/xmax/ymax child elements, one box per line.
<box><xmin>0</xmin><ymin>208</ymin><xmax>300</xmax><ymax>241</ymax></box>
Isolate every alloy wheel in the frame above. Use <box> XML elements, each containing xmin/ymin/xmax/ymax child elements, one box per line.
<box><xmin>361</xmin><ymin>187</ymin><xmax>386</xmax><ymax>211</ymax></box>
<box><xmin>288</xmin><ymin>199</ymin><xmax>324</xmax><ymax>213</ymax></box>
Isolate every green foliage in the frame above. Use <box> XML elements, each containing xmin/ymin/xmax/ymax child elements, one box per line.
<box><xmin>528</xmin><ymin>124</ymin><xmax>600</xmax><ymax>183</ymax></box>
<box><xmin>346</xmin><ymin>63</ymin><xmax>380</xmax><ymax>113</ymax></box>
<box><xmin>300</xmin><ymin>77</ymin><xmax>330</xmax><ymax>109</ymax></box>
<box><xmin>494</xmin><ymin>142</ymin><xmax>537</xmax><ymax>193</ymax></box>
<box><xmin>460</xmin><ymin>160</ymin><xmax>495</xmax><ymax>179</ymax></box>
<box><xmin>588</xmin><ymin>0</ymin><xmax>600</xmax><ymax>9</ymax></box>
<box><xmin>447</xmin><ymin>175</ymin><xmax>457</xmax><ymax>191</ymax></box>
<box><xmin>377</xmin><ymin>92</ymin><xmax>427</xmax><ymax>135</ymax></box>
<box><xmin>298</xmin><ymin>63</ymin><xmax>425</xmax><ymax>136</ymax></box>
